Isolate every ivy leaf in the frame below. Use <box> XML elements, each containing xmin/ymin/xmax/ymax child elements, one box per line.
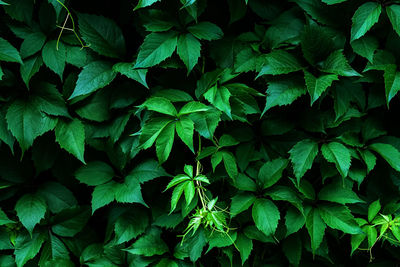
<box><xmin>257</xmin><ymin>50</ymin><xmax>302</xmax><ymax>77</ymax></box>
<box><xmin>139</xmin><ymin>118</ymin><xmax>174</xmax><ymax>149</ymax></box>
<box><xmin>289</xmin><ymin>139</ymin><xmax>319</xmax><ymax>184</ymax></box>
<box><xmin>69</xmin><ymin>61</ymin><xmax>116</xmax><ymax>99</ymax></box>
<box><xmin>134</xmin><ymin>0</ymin><xmax>160</xmax><ymax>11</ymax></box>
<box><xmin>351</xmin><ymin>36</ymin><xmax>378</xmax><ymax>62</ymax></box>
<box><xmin>368</xmin><ymin>199</ymin><xmax>381</xmax><ymax>222</ymax></box>
<box><xmin>187</xmin><ymin>22</ymin><xmax>223</xmax><ymax>41</ymax></box>
<box><xmin>318</xmin><ymin>182</ymin><xmax>364</xmax><ymax>204</ymax></box>
<box><xmin>37</xmin><ymin>182</ymin><xmax>77</xmax><ymax>213</ymax></box>
<box><xmin>78</xmin><ymin>13</ymin><xmax>126</xmax><ymax>58</ymax></box>
<box><xmin>155</xmin><ymin>122</ymin><xmax>175</xmax><ymax>163</ymax></box>
<box><xmin>55</xmin><ymin>119</ymin><xmax>85</xmax><ymax>163</ymax></box>
<box><xmin>14</xmin><ymin>232</ymin><xmax>46</xmax><ymax>267</ymax></box>
<box><xmin>142</xmin><ymin>97</ymin><xmax>177</xmax><ymax>116</ymax></box>
<box><xmin>114</xmin><ymin>209</ymin><xmax>149</xmax><ymax>244</ymax></box>
<box><xmin>15</xmin><ymin>194</ymin><xmax>47</xmax><ymax>235</ymax></box>
<box><xmin>92</xmin><ymin>181</ymin><xmax>116</xmax><ymax>213</ymax></box>
<box><xmin>386</xmin><ymin>5</ymin><xmax>400</xmax><ymax>38</ymax></box>
<box><xmin>203</xmin><ymin>85</ymin><xmax>232</xmax><ymax>118</ymax></box>
<box><xmin>176</xmin><ymin>116</ymin><xmax>194</xmax><ymax>152</ymax></box>
<box><xmin>304</xmin><ymin>70</ymin><xmax>338</xmax><ymax>105</ymax></box>
<box><xmin>20</xmin><ymin>31</ymin><xmax>46</xmax><ymax>59</ymax></box>
<box><xmin>0</xmin><ymin>37</ymin><xmax>22</xmax><ymax>63</ymax></box>
<box><xmin>252</xmin><ymin>198</ymin><xmax>280</xmax><ymax>236</ymax></box>
<box><xmin>124</xmin><ymin>228</ymin><xmax>168</xmax><ymax>256</ymax></box>
<box><xmin>115</xmin><ymin>176</ymin><xmax>148</xmax><ymax>207</ymax></box>
<box><xmin>235</xmin><ymin>233</ymin><xmax>253</xmax><ymax>265</ymax></box>
<box><xmin>258</xmin><ymin>158</ymin><xmax>288</xmax><ymax>189</ymax></box>
<box><xmin>351</xmin><ymin>2</ymin><xmax>381</xmax><ymax>42</ymax></box>
<box><xmin>305</xmin><ymin>208</ymin><xmax>326</xmax><ymax>254</ymax></box>
<box><xmin>42</xmin><ymin>40</ymin><xmax>66</xmax><ymax>79</ymax></box>
<box><xmin>177</xmin><ymin>33</ymin><xmax>201</xmax><ymax>74</ymax></box>
<box><xmin>230</xmin><ymin>193</ymin><xmax>256</xmax><ymax>217</ymax></box>
<box><xmin>112</xmin><ymin>62</ymin><xmax>148</xmax><ymax>88</ymax></box>
<box><xmin>321</xmin><ymin>142</ymin><xmax>351</xmax><ymax>178</ymax></box>
<box><xmin>318</xmin><ymin>204</ymin><xmax>362</xmax><ymax>234</ymax></box>
<box><xmin>369</xmin><ymin>143</ymin><xmax>400</xmax><ymax>172</ymax></box>
<box><xmin>322</xmin><ymin>50</ymin><xmax>360</xmax><ymax>77</ymax></box>
<box><xmin>222</xmin><ymin>151</ymin><xmax>238</xmax><ymax>179</ymax></box>
<box><xmin>134</xmin><ymin>32</ymin><xmax>178</xmax><ymax>69</ymax></box>
<box><xmin>128</xmin><ymin>160</ymin><xmax>169</xmax><ymax>183</ymax></box>
<box><xmin>20</xmin><ymin>55</ymin><xmax>43</xmax><ymax>87</ymax></box>
<box><xmin>75</xmin><ymin>161</ymin><xmax>114</xmax><ymax>186</ymax></box>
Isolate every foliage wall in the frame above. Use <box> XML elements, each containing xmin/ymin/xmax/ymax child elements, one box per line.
<box><xmin>1</xmin><ymin>0</ymin><xmax>400</xmax><ymax>266</ymax></box>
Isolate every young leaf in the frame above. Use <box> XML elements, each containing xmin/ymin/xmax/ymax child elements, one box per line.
<box><xmin>252</xmin><ymin>198</ymin><xmax>280</xmax><ymax>236</ymax></box>
<box><xmin>321</xmin><ymin>142</ymin><xmax>351</xmax><ymax>178</ymax></box>
<box><xmin>134</xmin><ymin>32</ymin><xmax>178</xmax><ymax>68</ymax></box>
<box><xmin>351</xmin><ymin>2</ymin><xmax>381</xmax><ymax>41</ymax></box>
<box><xmin>289</xmin><ymin>139</ymin><xmax>319</xmax><ymax>184</ymax></box>
<box><xmin>368</xmin><ymin>199</ymin><xmax>381</xmax><ymax>222</ymax></box>
<box><xmin>15</xmin><ymin>194</ymin><xmax>47</xmax><ymax>235</ymax></box>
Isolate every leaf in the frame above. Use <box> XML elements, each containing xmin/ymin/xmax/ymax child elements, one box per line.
<box><xmin>20</xmin><ymin>55</ymin><xmax>43</xmax><ymax>87</ymax></box>
<box><xmin>369</xmin><ymin>143</ymin><xmax>400</xmax><ymax>172</ymax></box>
<box><xmin>112</xmin><ymin>62</ymin><xmax>148</xmax><ymax>88</ymax></box>
<box><xmin>351</xmin><ymin>2</ymin><xmax>381</xmax><ymax>42</ymax></box>
<box><xmin>92</xmin><ymin>181</ymin><xmax>116</xmax><ymax>213</ymax></box>
<box><xmin>78</xmin><ymin>13</ymin><xmax>126</xmax><ymax>58</ymax></box>
<box><xmin>368</xmin><ymin>199</ymin><xmax>381</xmax><ymax>222</ymax></box>
<box><xmin>203</xmin><ymin>85</ymin><xmax>232</xmax><ymax>118</ymax></box>
<box><xmin>134</xmin><ymin>31</ymin><xmax>178</xmax><ymax>68</ymax></box>
<box><xmin>322</xmin><ymin>50</ymin><xmax>360</xmax><ymax>77</ymax></box>
<box><xmin>0</xmin><ymin>37</ymin><xmax>22</xmax><ymax>63</ymax></box>
<box><xmin>321</xmin><ymin>142</ymin><xmax>351</xmax><ymax>178</ymax></box>
<box><xmin>75</xmin><ymin>161</ymin><xmax>114</xmax><ymax>186</ymax></box>
<box><xmin>139</xmin><ymin>118</ymin><xmax>174</xmax><ymax>149</ymax></box>
<box><xmin>305</xmin><ymin>208</ymin><xmax>326</xmax><ymax>254</ymax></box>
<box><xmin>178</xmin><ymin>101</ymin><xmax>209</xmax><ymax>116</ymax></box>
<box><xmin>187</xmin><ymin>22</ymin><xmax>223</xmax><ymax>41</ymax></box>
<box><xmin>321</xmin><ymin>0</ymin><xmax>347</xmax><ymax>4</ymax></box>
<box><xmin>282</xmin><ymin>234</ymin><xmax>302</xmax><ymax>266</ymax></box>
<box><xmin>176</xmin><ymin>116</ymin><xmax>194</xmax><ymax>152</ymax></box>
<box><xmin>387</xmin><ymin>5</ymin><xmax>400</xmax><ymax>38</ymax></box>
<box><xmin>383</xmin><ymin>65</ymin><xmax>400</xmax><ymax>106</ymax></box>
<box><xmin>222</xmin><ymin>151</ymin><xmax>238</xmax><ymax>179</ymax></box>
<box><xmin>55</xmin><ymin>119</ymin><xmax>85</xmax><ymax>163</ymax></box>
<box><xmin>134</xmin><ymin>0</ymin><xmax>160</xmax><ymax>11</ymax></box>
<box><xmin>230</xmin><ymin>193</ymin><xmax>256</xmax><ymax>217</ymax></box>
<box><xmin>125</xmin><ymin>228</ymin><xmax>168</xmax><ymax>256</ymax></box>
<box><xmin>20</xmin><ymin>31</ymin><xmax>46</xmax><ymax>59</ymax></box>
<box><xmin>37</xmin><ymin>182</ymin><xmax>77</xmax><ymax>213</ymax></box>
<box><xmin>318</xmin><ymin>204</ymin><xmax>362</xmax><ymax>234</ymax></box>
<box><xmin>318</xmin><ymin>182</ymin><xmax>364</xmax><ymax>204</ymax></box>
<box><xmin>177</xmin><ymin>33</ymin><xmax>201</xmax><ymax>74</ymax></box>
<box><xmin>263</xmin><ymin>78</ymin><xmax>306</xmax><ymax>115</ymax></box>
<box><xmin>14</xmin><ymin>232</ymin><xmax>45</xmax><ymax>267</ymax></box>
<box><xmin>42</xmin><ymin>40</ymin><xmax>66</xmax><ymax>79</ymax></box>
<box><xmin>235</xmin><ymin>233</ymin><xmax>253</xmax><ymax>265</ymax></box>
<box><xmin>69</xmin><ymin>61</ymin><xmax>116</xmax><ymax>99</ymax></box>
<box><xmin>51</xmin><ymin>207</ymin><xmax>90</xmax><ymax>237</ymax></box>
<box><xmin>252</xmin><ymin>198</ymin><xmax>280</xmax><ymax>236</ymax></box>
<box><xmin>6</xmin><ymin>98</ymin><xmax>55</xmax><ymax>153</ymax></box>
<box><xmin>289</xmin><ymin>139</ymin><xmax>319</xmax><ymax>184</ymax></box>
<box><xmin>15</xmin><ymin>194</ymin><xmax>47</xmax><ymax>235</ymax></box>
<box><xmin>115</xmin><ymin>209</ymin><xmax>148</xmax><ymax>244</ymax></box>
<box><xmin>129</xmin><ymin>159</ymin><xmax>169</xmax><ymax>183</ymax></box>
<box><xmin>300</xmin><ymin>24</ymin><xmax>335</xmax><ymax>65</ymax></box>
<box><xmin>304</xmin><ymin>70</ymin><xmax>338</xmax><ymax>105</ymax></box>
<box><xmin>114</xmin><ymin>177</ymin><xmax>148</xmax><ymax>207</ymax></box>
<box><xmin>351</xmin><ymin>35</ymin><xmax>378</xmax><ymax>62</ymax></box>
<box><xmin>285</xmin><ymin>207</ymin><xmax>305</xmax><ymax>237</ymax></box>
<box><xmin>189</xmin><ymin>108</ymin><xmax>221</xmax><ymax>139</ymax></box>
<box><xmin>142</xmin><ymin>97</ymin><xmax>177</xmax><ymax>116</ymax></box>
<box><xmin>257</xmin><ymin>50</ymin><xmax>302</xmax><ymax>77</ymax></box>
<box><xmin>258</xmin><ymin>158</ymin><xmax>288</xmax><ymax>189</ymax></box>
<box><xmin>155</xmin><ymin>121</ymin><xmax>175</xmax><ymax>163</ymax></box>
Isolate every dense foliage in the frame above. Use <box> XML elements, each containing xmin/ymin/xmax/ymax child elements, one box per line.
<box><xmin>2</xmin><ymin>0</ymin><xmax>400</xmax><ymax>266</ymax></box>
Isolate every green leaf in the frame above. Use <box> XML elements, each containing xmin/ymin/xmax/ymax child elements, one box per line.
<box><xmin>321</xmin><ymin>0</ymin><xmax>347</xmax><ymax>4</ymax></box>
<box><xmin>75</xmin><ymin>161</ymin><xmax>114</xmax><ymax>186</ymax></box>
<box><xmin>42</xmin><ymin>40</ymin><xmax>66</xmax><ymax>79</ymax></box>
<box><xmin>129</xmin><ymin>159</ymin><xmax>169</xmax><ymax>183</ymax></box>
<box><xmin>55</xmin><ymin>119</ymin><xmax>85</xmax><ymax>163</ymax></box>
<box><xmin>351</xmin><ymin>2</ymin><xmax>381</xmax><ymax>42</ymax></box>
<box><xmin>318</xmin><ymin>204</ymin><xmax>362</xmax><ymax>234</ymax></box>
<box><xmin>142</xmin><ymin>97</ymin><xmax>177</xmax><ymax>116</ymax></box>
<box><xmin>156</xmin><ymin>122</ymin><xmax>175</xmax><ymax>163</ymax></box>
<box><xmin>134</xmin><ymin>32</ymin><xmax>178</xmax><ymax>68</ymax></box>
<box><xmin>369</xmin><ymin>143</ymin><xmax>400</xmax><ymax>172</ymax></box>
<box><xmin>321</xmin><ymin>142</ymin><xmax>351</xmax><ymax>178</ymax></box>
<box><xmin>282</xmin><ymin>234</ymin><xmax>302</xmax><ymax>266</ymax></box>
<box><xmin>115</xmin><ymin>209</ymin><xmax>148</xmax><ymax>244</ymax></box>
<box><xmin>20</xmin><ymin>55</ymin><xmax>43</xmax><ymax>87</ymax></box>
<box><xmin>112</xmin><ymin>62</ymin><xmax>148</xmax><ymax>88</ymax></box>
<box><xmin>115</xmin><ymin>176</ymin><xmax>148</xmax><ymax>207</ymax></box>
<box><xmin>322</xmin><ymin>50</ymin><xmax>360</xmax><ymax>77</ymax></box>
<box><xmin>0</xmin><ymin>209</ymin><xmax>14</xmax><ymax>225</ymax></box>
<box><xmin>203</xmin><ymin>85</ymin><xmax>232</xmax><ymax>118</ymax></box>
<box><xmin>300</xmin><ymin>24</ymin><xmax>335</xmax><ymax>65</ymax></box>
<box><xmin>368</xmin><ymin>199</ymin><xmax>381</xmax><ymax>222</ymax></box>
<box><xmin>189</xmin><ymin>108</ymin><xmax>221</xmax><ymax>139</ymax></box>
<box><xmin>266</xmin><ymin>186</ymin><xmax>303</xmax><ymax>213</ymax></box>
<box><xmin>222</xmin><ymin>151</ymin><xmax>238</xmax><ymax>179</ymax></box>
<box><xmin>176</xmin><ymin>116</ymin><xmax>194</xmax><ymax>152</ymax></box>
<box><xmin>20</xmin><ymin>31</ymin><xmax>46</xmax><ymax>59</ymax></box>
<box><xmin>258</xmin><ymin>158</ymin><xmax>288</xmax><ymax>189</ymax></box>
<box><xmin>387</xmin><ymin>5</ymin><xmax>400</xmax><ymax>38</ymax></box>
<box><xmin>51</xmin><ymin>207</ymin><xmax>90</xmax><ymax>237</ymax></box>
<box><xmin>230</xmin><ymin>193</ymin><xmax>256</xmax><ymax>217</ymax></box>
<box><xmin>351</xmin><ymin>36</ymin><xmax>378</xmax><ymax>62</ymax></box>
<box><xmin>285</xmin><ymin>207</ymin><xmax>305</xmax><ymax>237</ymax></box>
<box><xmin>14</xmin><ymin>232</ymin><xmax>45</xmax><ymax>267</ymax></box>
<box><xmin>304</xmin><ymin>70</ymin><xmax>338</xmax><ymax>105</ymax></box>
<box><xmin>6</xmin><ymin>98</ymin><xmax>55</xmax><ymax>153</ymax></box>
<box><xmin>78</xmin><ymin>13</ymin><xmax>126</xmax><ymax>58</ymax></box>
<box><xmin>139</xmin><ymin>118</ymin><xmax>174</xmax><ymax>149</ymax></box>
<box><xmin>177</xmin><ymin>33</ymin><xmax>201</xmax><ymax>74</ymax></box>
<box><xmin>235</xmin><ymin>233</ymin><xmax>252</xmax><ymax>265</ymax></box>
<box><xmin>125</xmin><ymin>228</ymin><xmax>168</xmax><ymax>256</ymax></box>
<box><xmin>134</xmin><ymin>0</ymin><xmax>160</xmax><ymax>11</ymax></box>
<box><xmin>0</xmin><ymin>37</ymin><xmax>22</xmax><ymax>63</ymax></box>
<box><xmin>289</xmin><ymin>139</ymin><xmax>319</xmax><ymax>184</ymax></box>
<box><xmin>187</xmin><ymin>22</ymin><xmax>223</xmax><ymax>41</ymax></box>
<box><xmin>92</xmin><ymin>181</ymin><xmax>116</xmax><ymax>213</ymax></box>
<box><xmin>178</xmin><ymin>101</ymin><xmax>209</xmax><ymax>116</ymax></box>
<box><xmin>257</xmin><ymin>50</ymin><xmax>302</xmax><ymax>77</ymax></box>
<box><xmin>252</xmin><ymin>198</ymin><xmax>280</xmax><ymax>236</ymax></box>
<box><xmin>305</xmin><ymin>208</ymin><xmax>326</xmax><ymax>254</ymax></box>
<box><xmin>318</xmin><ymin>182</ymin><xmax>364</xmax><ymax>204</ymax></box>
<box><xmin>15</xmin><ymin>194</ymin><xmax>47</xmax><ymax>235</ymax></box>
<box><xmin>69</xmin><ymin>61</ymin><xmax>116</xmax><ymax>99</ymax></box>
<box><xmin>359</xmin><ymin>149</ymin><xmax>376</xmax><ymax>173</ymax></box>
<box><xmin>37</xmin><ymin>182</ymin><xmax>77</xmax><ymax>213</ymax></box>
<box><xmin>263</xmin><ymin>78</ymin><xmax>306</xmax><ymax>115</ymax></box>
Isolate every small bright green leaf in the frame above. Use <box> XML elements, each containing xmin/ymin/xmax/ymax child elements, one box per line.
<box><xmin>134</xmin><ymin>0</ymin><xmax>160</xmax><ymax>11</ymax></box>
<box><xmin>304</xmin><ymin>70</ymin><xmax>338</xmax><ymax>105</ymax></box>
<box><xmin>142</xmin><ymin>97</ymin><xmax>177</xmax><ymax>116</ymax></box>
<box><xmin>351</xmin><ymin>2</ymin><xmax>381</xmax><ymax>41</ymax></box>
<box><xmin>368</xmin><ymin>199</ymin><xmax>381</xmax><ymax>222</ymax></box>
<box><xmin>156</xmin><ymin>122</ymin><xmax>175</xmax><ymax>163</ymax></box>
<box><xmin>176</xmin><ymin>116</ymin><xmax>194</xmax><ymax>152</ymax></box>
<box><xmin>321</xmin><ymin>142</ymin><xmax>351</xmax><ymax>178</ymax></box>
